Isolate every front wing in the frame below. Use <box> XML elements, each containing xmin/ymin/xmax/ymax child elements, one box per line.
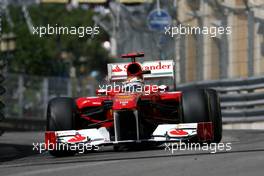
<box><xmin>45</xmin><ymin>122</ymin><xmax>214</xmax><ymax>151</ymax></box>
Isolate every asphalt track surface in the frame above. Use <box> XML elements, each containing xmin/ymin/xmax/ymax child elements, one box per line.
<box><xmin>0</xmin><ymin>130</ymin><xmax>264</xmax><ymax>176</ymax></box>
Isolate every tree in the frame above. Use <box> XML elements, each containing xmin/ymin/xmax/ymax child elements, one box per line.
<box><xmin>2</xmin><ymin>4</ymin><xmax>110</xmax><ymax>78</ymax></box>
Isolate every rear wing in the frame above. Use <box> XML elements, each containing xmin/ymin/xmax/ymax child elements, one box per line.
<box><xmin>107</xmin><ymin>60</ymin><xmax>175</xmax><ymax>81</ymax></box>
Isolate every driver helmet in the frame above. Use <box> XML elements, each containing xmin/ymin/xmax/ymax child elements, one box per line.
<box><xmin>123</xmin><ymin>76</ymin><xmax>144</xmax><ymax>91</ymax></box>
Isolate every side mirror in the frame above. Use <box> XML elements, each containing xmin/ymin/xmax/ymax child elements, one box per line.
<box><xmin>158</xmin><ymin>85</ymin><xmax>169</xmax><ymax>91</ymax></box>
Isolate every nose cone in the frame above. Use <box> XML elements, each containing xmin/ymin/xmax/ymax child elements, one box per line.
<box><xmin>112</xmin><ymin>94</ymin><xmax>139</xmax><ymax>110</ymax></box>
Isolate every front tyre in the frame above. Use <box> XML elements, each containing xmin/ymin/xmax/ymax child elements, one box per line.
<box><xmin>181</xmin><ymin>89</ymin><xmax>222</xmax><ymax>143</ymax></box>
<box><xmin>206</xmin><ymin>89</ymin><xmax>222</xmax><ymax>143</ymax></box>
<box><xmin>46</xmin><ymin>97</ymin><xmax>78</xmax><ymax>157</ymax></box>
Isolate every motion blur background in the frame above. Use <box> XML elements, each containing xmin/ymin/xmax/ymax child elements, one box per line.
<box><xmin>0</xmin><ymin>0</ymin><xmax>264</xmax><ymax>131</ymax></box>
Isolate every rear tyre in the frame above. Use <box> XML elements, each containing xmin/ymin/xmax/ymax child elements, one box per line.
<box><xmin>47</xmin><ymin>97</ymin><xmax>78</xmax><ymax>157</ymax></box>
<box><xmin>181</xmin><ymin>89</ymin><xmax>222</xmax><ymax>143</ymax></box>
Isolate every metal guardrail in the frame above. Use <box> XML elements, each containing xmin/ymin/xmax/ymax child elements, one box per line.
<box><xmin>177</xmin><ymin>76</ymin><xmax>264</xmax><ymax>122</ymax></box>
<box><xmin>2</xmin><ymin>76</ymin><xmax>264</xmax><ymax>131</ymax></box>
<box><xmin>0</xmin><ymin>118</ymin><xmax>45</xmax><ymax>131</ymax></box>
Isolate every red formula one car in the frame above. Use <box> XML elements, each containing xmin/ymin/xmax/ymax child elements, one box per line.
<box><xmin>45</xmin><ymin>52</ymin><xmax>222</xmax><ymax>156</ymax></box>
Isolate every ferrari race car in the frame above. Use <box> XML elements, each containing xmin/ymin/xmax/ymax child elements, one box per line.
<box><xmin>45</xmin><ymin>52</ymin><xmax>222</xmax><ymax>156</ymax></box>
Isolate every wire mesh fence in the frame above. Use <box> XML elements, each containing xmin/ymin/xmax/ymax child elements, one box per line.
<box><xmin>3</xmin><ymin>74</ymin><xmax>98</xmax><ymax>120</ymax></box>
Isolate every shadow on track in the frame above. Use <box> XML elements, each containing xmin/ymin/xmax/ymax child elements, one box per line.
<box><xmin>0</xmin><ymin>143</ymin><xmax>39</xmax><ymax>163</ymax></box>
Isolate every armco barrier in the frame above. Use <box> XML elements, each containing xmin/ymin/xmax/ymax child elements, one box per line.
<box><xmin>1</xmin><ymin>76</ymin><xmax>264</xmax><ymax>131</ymax></box>
<box><xmin>177</xmin><ymin>76</ymin><xmax>264</xmax><ymax>122</ymax></box>
<box><xmin>0</xmin><ymin>118</ymin><xmax>45</xmax><ymax>131</ymax></box>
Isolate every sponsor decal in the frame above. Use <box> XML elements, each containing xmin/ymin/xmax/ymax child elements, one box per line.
<box><xmin>92</xmin><ymin>102</ymin><xmax>102</xmax><ymax>105</ymax></box>
<box><xmin>167</xmin><ymin>129</ymin><xmax>189</xmax><ymax>137</ymax></box>
<box><xmin>114</xmin><ymin>95</ymin><xmax>136</xmax><ymax>106</ymax></box>
<box><xmin>115</xmin><ymin>95</ymin><xmax>134</xmax><ymax>99</ymax></box>
<box><xmin>112</xmin><ymin>65</ymin><xmax>123</xmax><ymax>72</ymax></box>
<box><xmin>110</xmin><ymin>61</ymin><xmax>172</xmax><ymax>72</ymax></box>
<box><xmin>68</xmin><ymin>133</ymin><xmax>87</xmax><ymax>143</ymax></box>
<box><xmin>108</xmin><ymin>60</ymin><xmax>174</xmax><ymax>80</ymax></box>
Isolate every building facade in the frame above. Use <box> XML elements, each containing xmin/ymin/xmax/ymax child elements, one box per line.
<box><xmin>175</xmin><ymin>0</ymin><xmax>264</xmax><ymax>83</ymax></box>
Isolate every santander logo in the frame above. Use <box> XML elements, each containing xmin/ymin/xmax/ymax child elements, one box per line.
<box><xmin>68</xmin><ymin>133</ymin><xmax>86</xmax><ymax>143</ymax></box>
<box><xmin>167</xmin><ymin>129</ymin><xmax>189</xmax><ymax>137</ymax></box>
<box><xmin>142</xmin><ymin>61</ymin><xmax>171</xmax><ymax>71</ymax></box>
<box><xmin>112</xmin><ymin>61</ymin><xmax>172</xmax><ymax>73</ymax></box>
<box><xmin>109</xmin><ymin>60</ymin><xmax>174</xmax><ymax>80</ymax></box>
